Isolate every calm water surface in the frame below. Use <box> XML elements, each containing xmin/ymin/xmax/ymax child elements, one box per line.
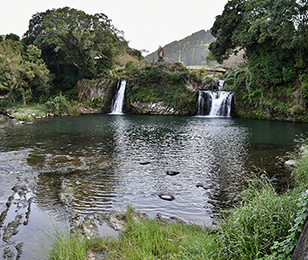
<box><xmin>1</xmin><ymin>115</ymin><xmax>308</xmax><ymax>258</ymax></box>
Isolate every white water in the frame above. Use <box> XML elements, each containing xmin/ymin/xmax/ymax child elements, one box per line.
<box><xmin>218</xmin><ymin>79</ymin><xmax>224</xmax><ymax>90</ymax></box>
<box><xmin>110</xmin><ymin>80</ymin><xmax>126</xmax><ymax>114</ymax></box>
<box><xmin>198</xmin><ymin>91</ymin><xmax>233</xmax><ymax>117</ymax></box>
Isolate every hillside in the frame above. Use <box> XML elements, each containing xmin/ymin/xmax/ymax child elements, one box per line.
<box><xmin>145</xmin><ymin>30</ymin><xmax>215</xmax><ymax>66</ymax></box>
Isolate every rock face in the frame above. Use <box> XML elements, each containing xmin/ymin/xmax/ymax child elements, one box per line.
<box><xmin>130</xmin><ymin>101</ymin><xmax>180</xmax><ymax>115</ymax></box>
<box><xmin>77</xmin><ymin>78</ymin><xmax>119</xmax><ymax>113</ymax></box>
<box><xmin>76</xmin><ymin>77</ymin><xmax>221</xmax><ymax>116</ymax></box>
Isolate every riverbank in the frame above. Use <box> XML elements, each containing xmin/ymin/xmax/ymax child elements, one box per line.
<box><xmin>48</xmin><ymin>141</ymin><xmax>308</xmax><ymax>259</ymax></box>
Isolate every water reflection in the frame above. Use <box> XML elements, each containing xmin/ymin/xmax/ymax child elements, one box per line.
<box><xmin>1</xmin><ymin>116</ymin><xmax>308</xmax><ymax>228</ymax></box>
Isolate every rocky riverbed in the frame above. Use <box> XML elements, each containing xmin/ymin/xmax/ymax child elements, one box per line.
<box><xmin>0</xmin><ymin>167</ymin><xmax>37</xmax><ymax>259</ymax></box>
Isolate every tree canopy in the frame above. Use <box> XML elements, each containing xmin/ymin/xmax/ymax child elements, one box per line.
<box><xmin>209</xmin><ymin>0</ymin><xmax>308</xmax><ymax>84</ymax></box>
<box><xmin>0</xmin><ymin>39</ymin><xmax>50</xmax><ymax>104</ymax></box>
<box><xmin>23</xmin><ymin>7</ymin><xmax>128</xmax><ymax>94</ymax></box>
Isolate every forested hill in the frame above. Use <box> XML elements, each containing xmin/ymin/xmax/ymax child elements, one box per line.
<box><xmin>145</xmin><ymin>29</ymin><xmax>215</xmax><ymax>66</ymax></box>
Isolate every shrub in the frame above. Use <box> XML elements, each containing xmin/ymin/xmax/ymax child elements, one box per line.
<box><xmin>45</xmin><ymin>93</ymin><xmax>79</xmax><ymax>116</ymax></box>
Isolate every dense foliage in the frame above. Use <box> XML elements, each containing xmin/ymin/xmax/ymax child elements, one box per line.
<box><xmin>125</xmin><ymin>62</ymin><xmax>197</xmax><ymax>114</ymax></box>
<box><xmin>0</xmin><ymin>37</ymin><xmax>50</xmax><ymax>105</ymax></box>
<box><xmin>210</xmin><ymin>0</ymin><xmax>308</xmax><ymax>121</ymax></box>
<box><xmin>23</xmin><ymin>7</ymin><xmax>128</xmax><ymax>96</ymax></box>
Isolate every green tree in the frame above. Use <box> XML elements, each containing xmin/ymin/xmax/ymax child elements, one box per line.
<box><xmin>24</xmin><ymin>7</ymin><xmax>127</xmax><ymax>81</ymax></box>
<box><xmin>0</xmin><ymin>40</ymin><xmax>50</xmax><ymax>105</ymax></box>
<box><xmin>209</xmin><ymin>0</ymin><xmax>308</xmax><ymax>84</ymax></box>
<box><xmin>0</xmin><ymin>40</ymin><xmax>29</xmax><ymax>103</ymax></box>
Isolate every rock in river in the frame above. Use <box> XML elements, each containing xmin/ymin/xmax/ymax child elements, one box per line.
<box><xmin>166</xmin><ymin>171</ymin><xmax>180</xmax><ymax>176</ymax></box>
<box><xmin>158</xmin><ymin>193</ymin><xmax>175</xmax><ymax>201</ymax></box>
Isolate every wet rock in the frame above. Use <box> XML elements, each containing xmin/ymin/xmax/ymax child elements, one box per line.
<box><xmin>2</xmin><ymin>242</ymin><xmax>23</xmax><ymax>260</ymax></box>
<box><xmin>3</xmin><ymin>217</ymin><xmax>22</xmax><ymax>242</ymax></box>
<box><xmin>201</xmin><ymin>78</ymin><xmax>220</xmax><ymax>91</ymax></box>
<box><xmin>104</xmin><ymin>214</ymin><xmax>126</xmax><ymax>231</ymax></box>
<box><xmin>166</xmin><ymin>171</ymin><xmax>180</xmax><ymax>176</ymax></box>
<box><xmin>140</xmin><ymin>161</ymin><xmax>151</xmax><ymax>165</ymax></box>
<box><xmin>3</xmin><ymin>245</ymin><xmax>17</xmax><ymax>260</ymax></box>
<box><xmin>0</xmin><ymin>170</ymin><xmax>35</xmax><ymax>246</ymax></box>
<box><xmin>83</xmin><ymin>217</ymin><xmax>100</xmax><ymax>240</ymax></box>
<box><xmin>15</xmin><ymin>242</ymin><xmax>23</xmax><ymax>257</ymax></box>
<box><xmin>196</xmin><ymin>183</ymin><xmax>216</xmax><ymax>190</ymax></box>
<box><xmin>158</xmin><ymin>193</ymin><xmax>175</xmax><ymax>201</ymax></box>
<box><xmin>285</xmin><ymin>159</ymin><xmax>297</xmax><ymax>168</ymax></box>
<box><xmin>59</xmin><ymin>181</ymin><xmax>74</xmax><ymax>206</ymax></box>
<box><xmin>130</xmin><ymin>101</ymin><xmax>180</xmax><ymax>115</ymax></box>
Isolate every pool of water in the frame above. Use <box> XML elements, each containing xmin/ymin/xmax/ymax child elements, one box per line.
<box><xmin>1</xmin><ymin>115</ymin><xmax>308</xmax><ymax>259</ymax></box>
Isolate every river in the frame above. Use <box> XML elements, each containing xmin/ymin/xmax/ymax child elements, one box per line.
<box><xmin>1</xmin><ymin>115</ymin><xmax>308</xmax><ymax>259</ymax></box>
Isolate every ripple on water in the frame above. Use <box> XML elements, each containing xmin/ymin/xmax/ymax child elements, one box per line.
<box><xmin>0</xmin><ymin>115</ymin><xmax>303</xmax><ymax>228</ymax></box>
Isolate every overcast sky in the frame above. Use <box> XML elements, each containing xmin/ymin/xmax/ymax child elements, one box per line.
<box><xmin>2</xmin><ymin>0</ymin><xmax>228</xmax><ymax>53</ymax></box>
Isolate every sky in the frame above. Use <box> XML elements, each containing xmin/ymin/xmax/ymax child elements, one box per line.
<box><xmin>1</xmin><ymin>0</ymin><xmax>228</xmax><ymax>54</ymax></box>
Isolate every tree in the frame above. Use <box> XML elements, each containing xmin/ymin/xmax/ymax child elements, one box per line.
<box><xmin>0</xmin><ymin>40</ymin><xmax>29</xmax><ymax>102</ymax></box>
<box><xmin>24</xmin><ymin>7</ymin><xmax>127</xmax><ymax>82</ymax></box>
<box><xmin>209</xmin><ymin>0</ymin><xmax>308</xmax><ymax>84</ymax></box>
<box><xmin>0</xmin><ymin>40</ymin><xmax>50</xmax><ymax>105</ymax></box>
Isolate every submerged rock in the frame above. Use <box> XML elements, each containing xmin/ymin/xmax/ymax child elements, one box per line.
<box><xmin>158</xmin><ymin>193</ymin><xmax>175</xmax><ymax>201</ymax></box>
<box><xmin>166</xmin><ymin>171</ymin><xmax>180</xmax><ymax>176</ymax></box>
<box><xmin>140</xmin><ymin>161</ymin><xmax>151</xmax><ymax>165</ymax></box>
<box><xmin>196</xmin><ymin>183</ymin><xmax>216</xmax><ymax>190</ymax></box>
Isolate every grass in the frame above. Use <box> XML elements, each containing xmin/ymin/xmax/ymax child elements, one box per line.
<box><xmin>86</xmin><ymin>208</ymin><xmax>217</xmax><ymax>260</ymax></box>
<box><xmin>12</xmin><ymin>104</ymin><xmax>48</xmax><ymax>120</ymax></box>
<box><xmin>48</xmin><ymin>229</ymin><xmax>88</xmax><ymax>260</ymax></box>
<box><xmin>47</xmin><ymin>143</ymin><xmax>308</xmax><ymax>260</ymax></box>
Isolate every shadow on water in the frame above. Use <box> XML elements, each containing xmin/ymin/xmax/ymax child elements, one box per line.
<box><xmin>0</xmin><ymin>115</ymin><xmax>308</xmax><ymax>258</ymax></box>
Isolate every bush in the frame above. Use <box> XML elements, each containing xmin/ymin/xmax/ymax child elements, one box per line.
<box><xmin>45</xmin><ymin>93</ymin><xmax>79</xmax><ymax>116</ymax></box>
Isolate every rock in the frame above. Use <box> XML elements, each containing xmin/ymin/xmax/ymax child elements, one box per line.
<box><xmin>285</xmin><ymin>159</ymin><xmax>297</xmax><ymax>168</ymax></box>
<box><xmin>105</xmin><ymin>214</ymin><xmax>126</xmax><ymax>231</ymax></box>
<box><xmin>140</xmin><ymin>161</ymin><xmax>151</xmax><ymax>165</ymax></box>
<box><xmin>77</xmin><ymin>78</ymin><xmax>118</xmax><ymax>113</ymax></box>
<box><xmin>196</xmin><ymin>183</ymin><xmax>216</xmax><ymax>190</ymax></box>
<box><xmin>158</xmin><ymin>193</ymin><xmax>175</xmax><ymax>201</ymax></box>
<box><xmin>3</xmin><ymin>245</ymin><xmax>17</xmax><ymax>260</ymax></box>
<box><xmin>83</xmin><ymin>218</ymin><xmax>100</xmax><ymax>240</ymax></box>
<box><xmin>166</xmin><ymin>171</ymin><xmax>180</xmax><ymax>176</ymax></box>
<box><xmin>130</xmin><ymin>101</ymin><xmax>180</xmax><ymax>115</ymax></box>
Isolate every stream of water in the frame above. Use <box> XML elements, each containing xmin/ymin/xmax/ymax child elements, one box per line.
<box><xmin>1</xmin><ymin>115</ymin><xmax>308</xmax><ymax>258</ymax></box>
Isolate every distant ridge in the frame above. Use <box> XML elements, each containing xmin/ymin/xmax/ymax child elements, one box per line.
<box><xmin>145</xmin><ymin>30</ymin><xmax>215</xmax><ymax>66</ymax></box>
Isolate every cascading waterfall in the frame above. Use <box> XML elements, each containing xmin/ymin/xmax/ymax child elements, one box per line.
<box><xmin>110</xmin><ymin>80</ymin><xmax>126</xmax><ymax>115</ymax></box>
<box><xmin>198</xmin><ymin>91</ymin><xmax>233</xmax><ymax>117</ymax></box>
<box><xmin>218</xmin><ymin>79</ymin><xmax>224</xmax><ymax>90</ymax></box>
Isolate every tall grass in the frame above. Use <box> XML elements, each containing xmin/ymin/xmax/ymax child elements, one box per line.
<box><xmin>215</xmin><ymin>183</ymin><xmax>297</xmax><ymax>259</ymax></box>
<box><xmin>48</xmin><ymin>229</ymin><xmax>87</xmax><ymax>260</ymax></box>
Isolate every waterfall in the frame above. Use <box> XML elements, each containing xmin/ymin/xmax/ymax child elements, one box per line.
<box><xmin>197</xmin><ymin>91</ymin><xmax>233</xmax><ymax>117</ymax></box>
<box><xmin>110</xmin><ymin>80</ymin><xmax>126</xmax><ymax>115</ymax></box>
<box><xmin>218</xmin><ymin>80</ymin><xmax>224</xmax><ymax>90</ymax></box>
